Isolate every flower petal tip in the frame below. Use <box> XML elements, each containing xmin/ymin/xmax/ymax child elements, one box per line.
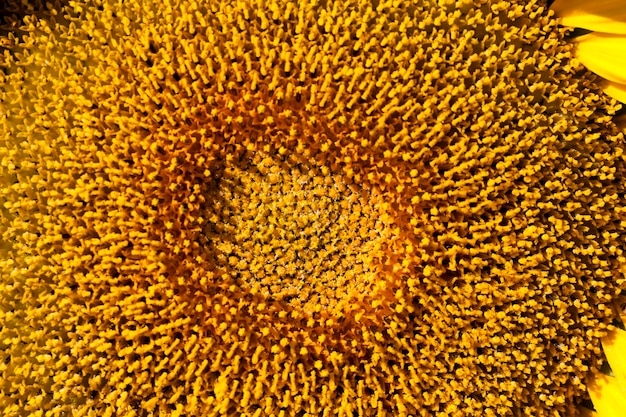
<box><xmin>603</xmin><ymin>81</ymin><xmax>626</xmax><ymax>104</ymax></box>
<box><xmin>588</xmin><ymin>372</ymin><xmax>626</xmax><ymax>417</ymax></box>
<box><xmin>588</xmin><ymin>328</ymin><xmax>626</xmax><ymax>417</ymax></box>
<box><xmin>574</xmin><ymin>33</ymin><xmax>626</xmax><ymax>85</ymax></box>
<box><xmin>551</xmin><ymin>0</ymin><xmax>626</xmax><ymax>34</ymax></box>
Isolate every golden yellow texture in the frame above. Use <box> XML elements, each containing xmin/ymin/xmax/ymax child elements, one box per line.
<box><xmin>1</xmin><ymin>0</ymin><xmax>626</xmax><ymax>416</ymax></box>
<box><xmin>549</xmin><ymin>2</ymin><xmax>626</xmax><ymax>415</ymax></box>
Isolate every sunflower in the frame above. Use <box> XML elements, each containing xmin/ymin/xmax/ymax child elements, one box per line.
<box><xmin>549</xmin><ymin>2</ymin><xmax>626</xmax><ymax>416</ymax></box>
<box><xmin>1</xmin><ymin>0</ymin><xmax>626</xmax><ymax>416</ymax></box>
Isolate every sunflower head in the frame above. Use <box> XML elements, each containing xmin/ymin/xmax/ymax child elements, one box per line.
<box><xmin>1</xmin><ymin>0</ymin><xmax>626</xmax><ymax>416</ymax></box>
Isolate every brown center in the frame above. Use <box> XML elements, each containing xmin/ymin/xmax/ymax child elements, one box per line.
<box><xmin>204</xmin><ymin>152</ymin><xmax>390</xmax><ymax>313</ymax></box>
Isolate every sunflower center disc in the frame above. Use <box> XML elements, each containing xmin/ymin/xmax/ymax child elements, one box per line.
<box><xmin>205</xmin><ymin>152</ymin><xmax>390</xmax><ymax>313</ymax></box>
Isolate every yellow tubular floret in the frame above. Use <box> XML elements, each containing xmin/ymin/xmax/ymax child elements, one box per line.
<box><xmin>1</xmin><ymin>0</ymin><xmax>626</xmax><ymax>416</ymax></box>
<box><xmin>551</xmin><ymin>0</ymin><xmax>626</xmax><ymax>34</ymax></box>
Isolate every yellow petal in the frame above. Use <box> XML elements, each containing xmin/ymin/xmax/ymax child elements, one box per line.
<box><xmin>575</xmin><ymin>33</ymin><xmax>626</xmax><ymax>85</ymax></box>
<box><xmin>588</xmin><ymin>372</ymin><xmax>626</xmax><ymax>417</ymax></box>
<box><xmin>552</xmin><ymin>0</ymin><xmax>626</xmax><ymax>34</ymax></box>
<box><xmin>603</xmin><ymin>81</ymin><xmax>626</xmax><ymax>103</ymax></box>
<box><xmin>602</xmin><ymin>329</ymin><xmax>626</xmax><ymax>394</ymax></box>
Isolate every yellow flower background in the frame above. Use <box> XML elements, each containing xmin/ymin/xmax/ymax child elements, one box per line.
<box><xmin>1</xmin><ymin>0</ymin><xmax>626</xmax><ymax>416</ymax></box>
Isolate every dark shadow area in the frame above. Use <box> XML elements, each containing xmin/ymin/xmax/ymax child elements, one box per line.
<box><xmin>0</xmin><ymin>0</ymin><xmax>72</xmax><ymax>40</ymax></box>
<box><xmin>0</xmin><ymin>0</ymin><xmax>71</xmax><ymax>17</ymax></box>
<box><xmin>565</xmin><ymin>27</ymin><xmax>593</xmax><ymax>40</ymax></box>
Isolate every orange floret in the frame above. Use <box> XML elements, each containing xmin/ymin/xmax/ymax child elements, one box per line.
<box><xmin>1</xmin><ymin>0</ymin><xmax>625</xmax><ymax>416</ymax></box>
